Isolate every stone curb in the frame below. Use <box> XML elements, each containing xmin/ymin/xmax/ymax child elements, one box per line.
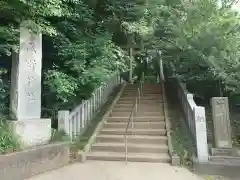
<box><xmin>0</xmin><ymin>142</ymin><xmax>70</xmax><ymax>180</ymax></box>
<box><xmin>76</xmin><ymin>84</ymin><xmax>126</xmax><ymax>162</ymax></box>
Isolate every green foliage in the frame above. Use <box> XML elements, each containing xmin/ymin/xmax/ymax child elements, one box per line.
<box><xmin>0</xmin><ymin>120</ymin><xmax>20</xmax><ymax>154</ymax></box>
<box><xmin>0</xmin><ymin>0</ymin><xmax>131</xmax><ymax>119</ymax></box>
<box><xmin>50</xmin><ymin>129</ymin><xmax>70</xmax><ymax>142</ymax></box>
<box><xmin>2</xmin><ymin>1</ymin><xmax>240</xmax><ymax>102</ymax></box>
<box><xmin>2</xmin><ymin>0</ymin><xmax>240</xmax><ymax>152</ymax></box>
<box><xmin>134</xmin><ymin>0</ymin><xmax>240</xmax><ymax>102</ymax></box>
<box><xmin>171</xmin><ymin>127</ymin><xmax>192</xmax><ymax>167</ymax></box>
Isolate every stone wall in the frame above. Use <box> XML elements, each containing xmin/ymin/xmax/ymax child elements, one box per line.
<box><xmin>0</xmin><ymin>142</ymin><xmax>69</xmax><ymax>180</ymax></box>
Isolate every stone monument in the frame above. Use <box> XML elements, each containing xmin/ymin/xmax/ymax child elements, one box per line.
<box><xmin>9</xmin><ymin>22</ymin><xmax>51</xmax><ymax>148</ymax></box>
<box><xmin>211</xmin><ymin>97</ymin><xmax>233</xmax><ymax>156</ymax></box>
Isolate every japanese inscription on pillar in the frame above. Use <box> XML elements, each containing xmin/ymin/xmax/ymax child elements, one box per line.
<box><xmin>211</xmin><ymin>97</ymin><xmax>232</xmax><ymax>148</ymax></box>
<box><xmin>10</xmin><ymin>24</ymin><xmax>42</xmax><ymax>120</ymax></box>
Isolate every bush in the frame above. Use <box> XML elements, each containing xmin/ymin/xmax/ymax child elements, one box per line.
<box><xmin>0</xmin><ymin>121</ymin><xmax>20</xmax><ymax>154</ymax></box>
<box><xmin>50</xmin><ymin>129</ymin><xmax>70</xmax><ymax>143</ymax></box>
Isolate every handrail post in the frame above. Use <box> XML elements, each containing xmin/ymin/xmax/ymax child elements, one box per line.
<box><xmin>131</xmin><ymin>115</ymin><xmax>133</xmax><ymax>135</ymax></box>
<box><xmin>142</xmin><ymin>72</ymin><xmax>145</xmax><ymax>83</ymax></box>
<box><xmin>125</xmin><ymin>134</ymin><xmax>128</xmax><ymax>163</ymax></box>
<box><xmin>138</xmin><ymin>87</ymin><xmax>141</xmax><ymax>105</ymax></box>
<box><xmin>134</xmin><ymin>96</ymin><xmax>137</xmax><ymax>134</ymax></box>
<box><xmin>124</xmin><ymin>85</ymin><xmax>141</xmax><ymax>163</ymax></box>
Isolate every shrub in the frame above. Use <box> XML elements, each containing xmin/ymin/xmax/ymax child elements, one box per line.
<box><xmin>0</xmin><ymin>121</ymin><xmax>20</xmax><ymax>154</ymax></box>
<box><xmin>50</xmin><ymin>129</ymin><xmax>70</xmax><ymax>143</ymax></box>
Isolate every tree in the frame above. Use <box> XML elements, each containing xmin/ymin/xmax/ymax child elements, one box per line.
<box><xmin>0</xmin><ymin>0</ymin><xmax>130</xmax><ymax>118</ymax></box>
<box><xmin>149</xmin><ymin>0</ymin><xmax>240</xmax><ymax>99</ymax></box>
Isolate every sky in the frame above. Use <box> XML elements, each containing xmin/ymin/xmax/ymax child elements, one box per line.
<box><xmin>231</xmin><ymin>0</ymin><xmax>240</xmax><ymax>11</ymax></box>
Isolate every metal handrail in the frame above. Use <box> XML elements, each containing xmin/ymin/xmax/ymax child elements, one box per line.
<box><xmin>124</xmin><ymin>82</ymin><xmax>142</xmax><ymax>163</ymax></box>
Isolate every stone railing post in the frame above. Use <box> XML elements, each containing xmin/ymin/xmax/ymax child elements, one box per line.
<box><xmin>58</xmin><ymin>110</ymin><xmax>70</xmax><ymax>135</ymax></box>
<box><xmin>194</xmin><ymin>106</ymin><xmax>208</xmax><ymax>162</ymax></box>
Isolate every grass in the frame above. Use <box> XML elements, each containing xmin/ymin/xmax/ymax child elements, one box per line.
<box><xmin>50</xmin><ymin>129</ymin><xmax>70</xmax><ymax>143</ymax></box>
<box><xmin>69</xmin><ymin>85</ymin><xmax>122</xmax><ymax>161</ymax></box>
<box><xmin>0</xmin><ymin>120</ymin><xmax>21</xmax><ymax>154</ymax></box>
<box><xmin>165</xmin><ymin>79</ymin><xmax>194</xmax><ymax>169</ymax></box>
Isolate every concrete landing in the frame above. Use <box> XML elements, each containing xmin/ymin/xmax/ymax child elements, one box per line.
<box><xmin>26</xmin><ymin>161</ymin><xmax>204</xmax><ymax>180</ymax></box>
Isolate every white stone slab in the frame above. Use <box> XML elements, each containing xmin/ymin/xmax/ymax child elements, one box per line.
<box><xmin>10</xmin><ymin>24</ymin><xmax>42</xmax><ymax>120</ymax></box>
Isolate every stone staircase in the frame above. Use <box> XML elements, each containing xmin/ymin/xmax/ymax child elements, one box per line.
<box><xmin>86</xmin><ymin>83</ymin><xmax>170</xmax><ymax>163</ymax></box>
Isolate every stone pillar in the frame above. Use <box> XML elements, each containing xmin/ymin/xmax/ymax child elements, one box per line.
<box><xmin>11</xmin><ymin>26</ymin><xmax>42</xmax><ymax>119</ymax></box>
<box><xmin>9</xmin><ymin>23</ymin><xmax>51</xmax><ymax>148</ymax></box>
<box><xmin>58</xmin><ymin>111</ymin><xmax>70</xmax><ymax>135</ymax></box>
<box><xmin>194</xmin><ymin>106</ymin><xmax>209</xmax><ymax>162</ymax></box>
<box><xmin>211</xmin><ymin>97</ymin><xmax>232</xmax><ymax>148</ymax></box>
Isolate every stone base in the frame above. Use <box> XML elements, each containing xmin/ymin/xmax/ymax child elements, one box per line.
<box><xmin>211</xmin><ymin>148</ymin><xmax>240</xmax><ymax>157</ymax></box>
<box><xmin>8</xmin><ymin>119</ymin><xmax>51</xmax><ymax>148</ymax></box>
<box><xmin>171</xmin><ymin>154</ymin><xmax>181</xmax><ymax>166</ymax></box>
<box><xmin>76</xmin><ymin>150</ymin><xmax>86</xmax><ymax>162</ymax></box>
<box><xmin>211</xmin><ymin>148</ymin><xmax>233</xmax><ymax>156</ymax></box>
<box><xmin>193</xmin><ymin>156</ymin><xmax>240</xmax><ymax>179</ymax></box>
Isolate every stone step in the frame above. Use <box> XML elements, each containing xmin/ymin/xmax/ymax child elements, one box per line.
<box><xmin>95</xmin><ymin>134</ymin><xmax>168</xmax><ymax>144</ymax></box>
<box><xmin>112</xmin><ymin>107</ymin><xmax>163</xmax><ymax>112</ymax></box>
<box><xmin>118</xmin><ymin>99</ymin><xmax>163</xmax><ymax>102</ymax></box>
<box><xmin>119</xmin><ymin>101</ymin><xmax>163</xmax><ymax>104</ymax></box>
<box><xmin>123</xmin><ymin>88</ymin><xmax>161</xmax><ymax>91</ymax></box>
<box><xmin>125</xmin><ymin>85</ymin><xmax>161</xmax><ymax>88</ymax></box>
<box><xmin>112</xmin><ymin>105</ymin><xmax>163</xmax><ymax>112</ymax></box>
<box><xmin>119</xmin><ymin>96</ymin><xmax>163</xmax><ymax>100</ymax></box>
<box><xmin>124</xmin><ymin>86</ymin><xmax>161</xmax><ymax>89</ymax></box>
<box><xmin>100</xmin><ymin>128</ymin><xmax>166</xmax><ymax>136</ymax></box>
<box><xmin>85</xmin><ymin>84</ymin><xmax>169</xmax><ymax>164</ymax></box>
<box><xmin>113</xmin><ymin>106</ymin><xmax>164</xmax><ymax>110</ymax></box>
<box><xmin>87</xmin><ymin>151</ymin><xmax>170</xmax><ymax>163</ymax></box>
<box><xmin>122</xmin><ymin>91</ymin><xmax>161</xmax><ymax>94</ymax></box>
<box><xmin>210</xmin><ymin>156</ymin><xmax>240</xmax><ymax>164</ymax></box>
<box><xmin>114</xmin><ymin>102</ymin><xmax>164</xmax><ymax>108</ymax></box>
<box><xmin>116</xmin><ymin>101</ymin><xmax>163</xmax><ymax>105</ymax></box>
<box><xmin>114</xmin><ymin>104</ymin><xmax>164</xmax><ymax>108</ymax></box>
<box><xmin>115</xmin><ymin>104</ymin><xmax>164</xmax><ymax>108</ymax></box>
<box><xmin>121</xmin><ymin>93</ymin><xmax>162</xmax><ymax>97</ymax></box>
<box><xmin>107</xmin><ymin>116</ymin><xmax>165</xmax><ymax>122</ymax></box>
<box><xmin>117</xmin><ymin>100</ymin><xmax>163</xmax><ymax>104</ymax></box>
<box><xmin>123</xmin><ymin>87</ymin><xmax>160</xmax><ymax>90</ymax></box>
<box><xmin>211</xmin><ymin>148</ymin><xmax>234</xmax><ymax>156</ymax></box>
<box><xmin>123</xmin><ymin>87</ymin><xmax>138</xmax><ymax>90</ymax></box>
<box><xmin>114</xmin><ymin>102</ymin><xmax>164</xmax><ymax>109</ymax></box>
<box><xmin>103</xmin><ymin>122</ymin><xmax>166</xmax><ymax>129</ymax></box>
<box><xmin>140</xmin><ymin>83</ymin><xmax>162</xmax><ymax>86</ymax></box>
<box><xmin>91</xmin><ymin>142</ymin><xmax>168</xmax><ymax>153</ymax></box>
<box><xmin>110</xmin><ymin>111</ymin><xmax>164</xmax><ymax>117</ymax></box>
<box><xmin>124</xmin><ymin>90</ymin><xmax>161</xmax><ymax>93</ymax></box>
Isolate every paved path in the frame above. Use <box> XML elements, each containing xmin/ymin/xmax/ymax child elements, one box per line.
<box><xmin>26</xmin><ymin>161</ymin><xmax>204</xmax><ymax>180</ymax></box>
